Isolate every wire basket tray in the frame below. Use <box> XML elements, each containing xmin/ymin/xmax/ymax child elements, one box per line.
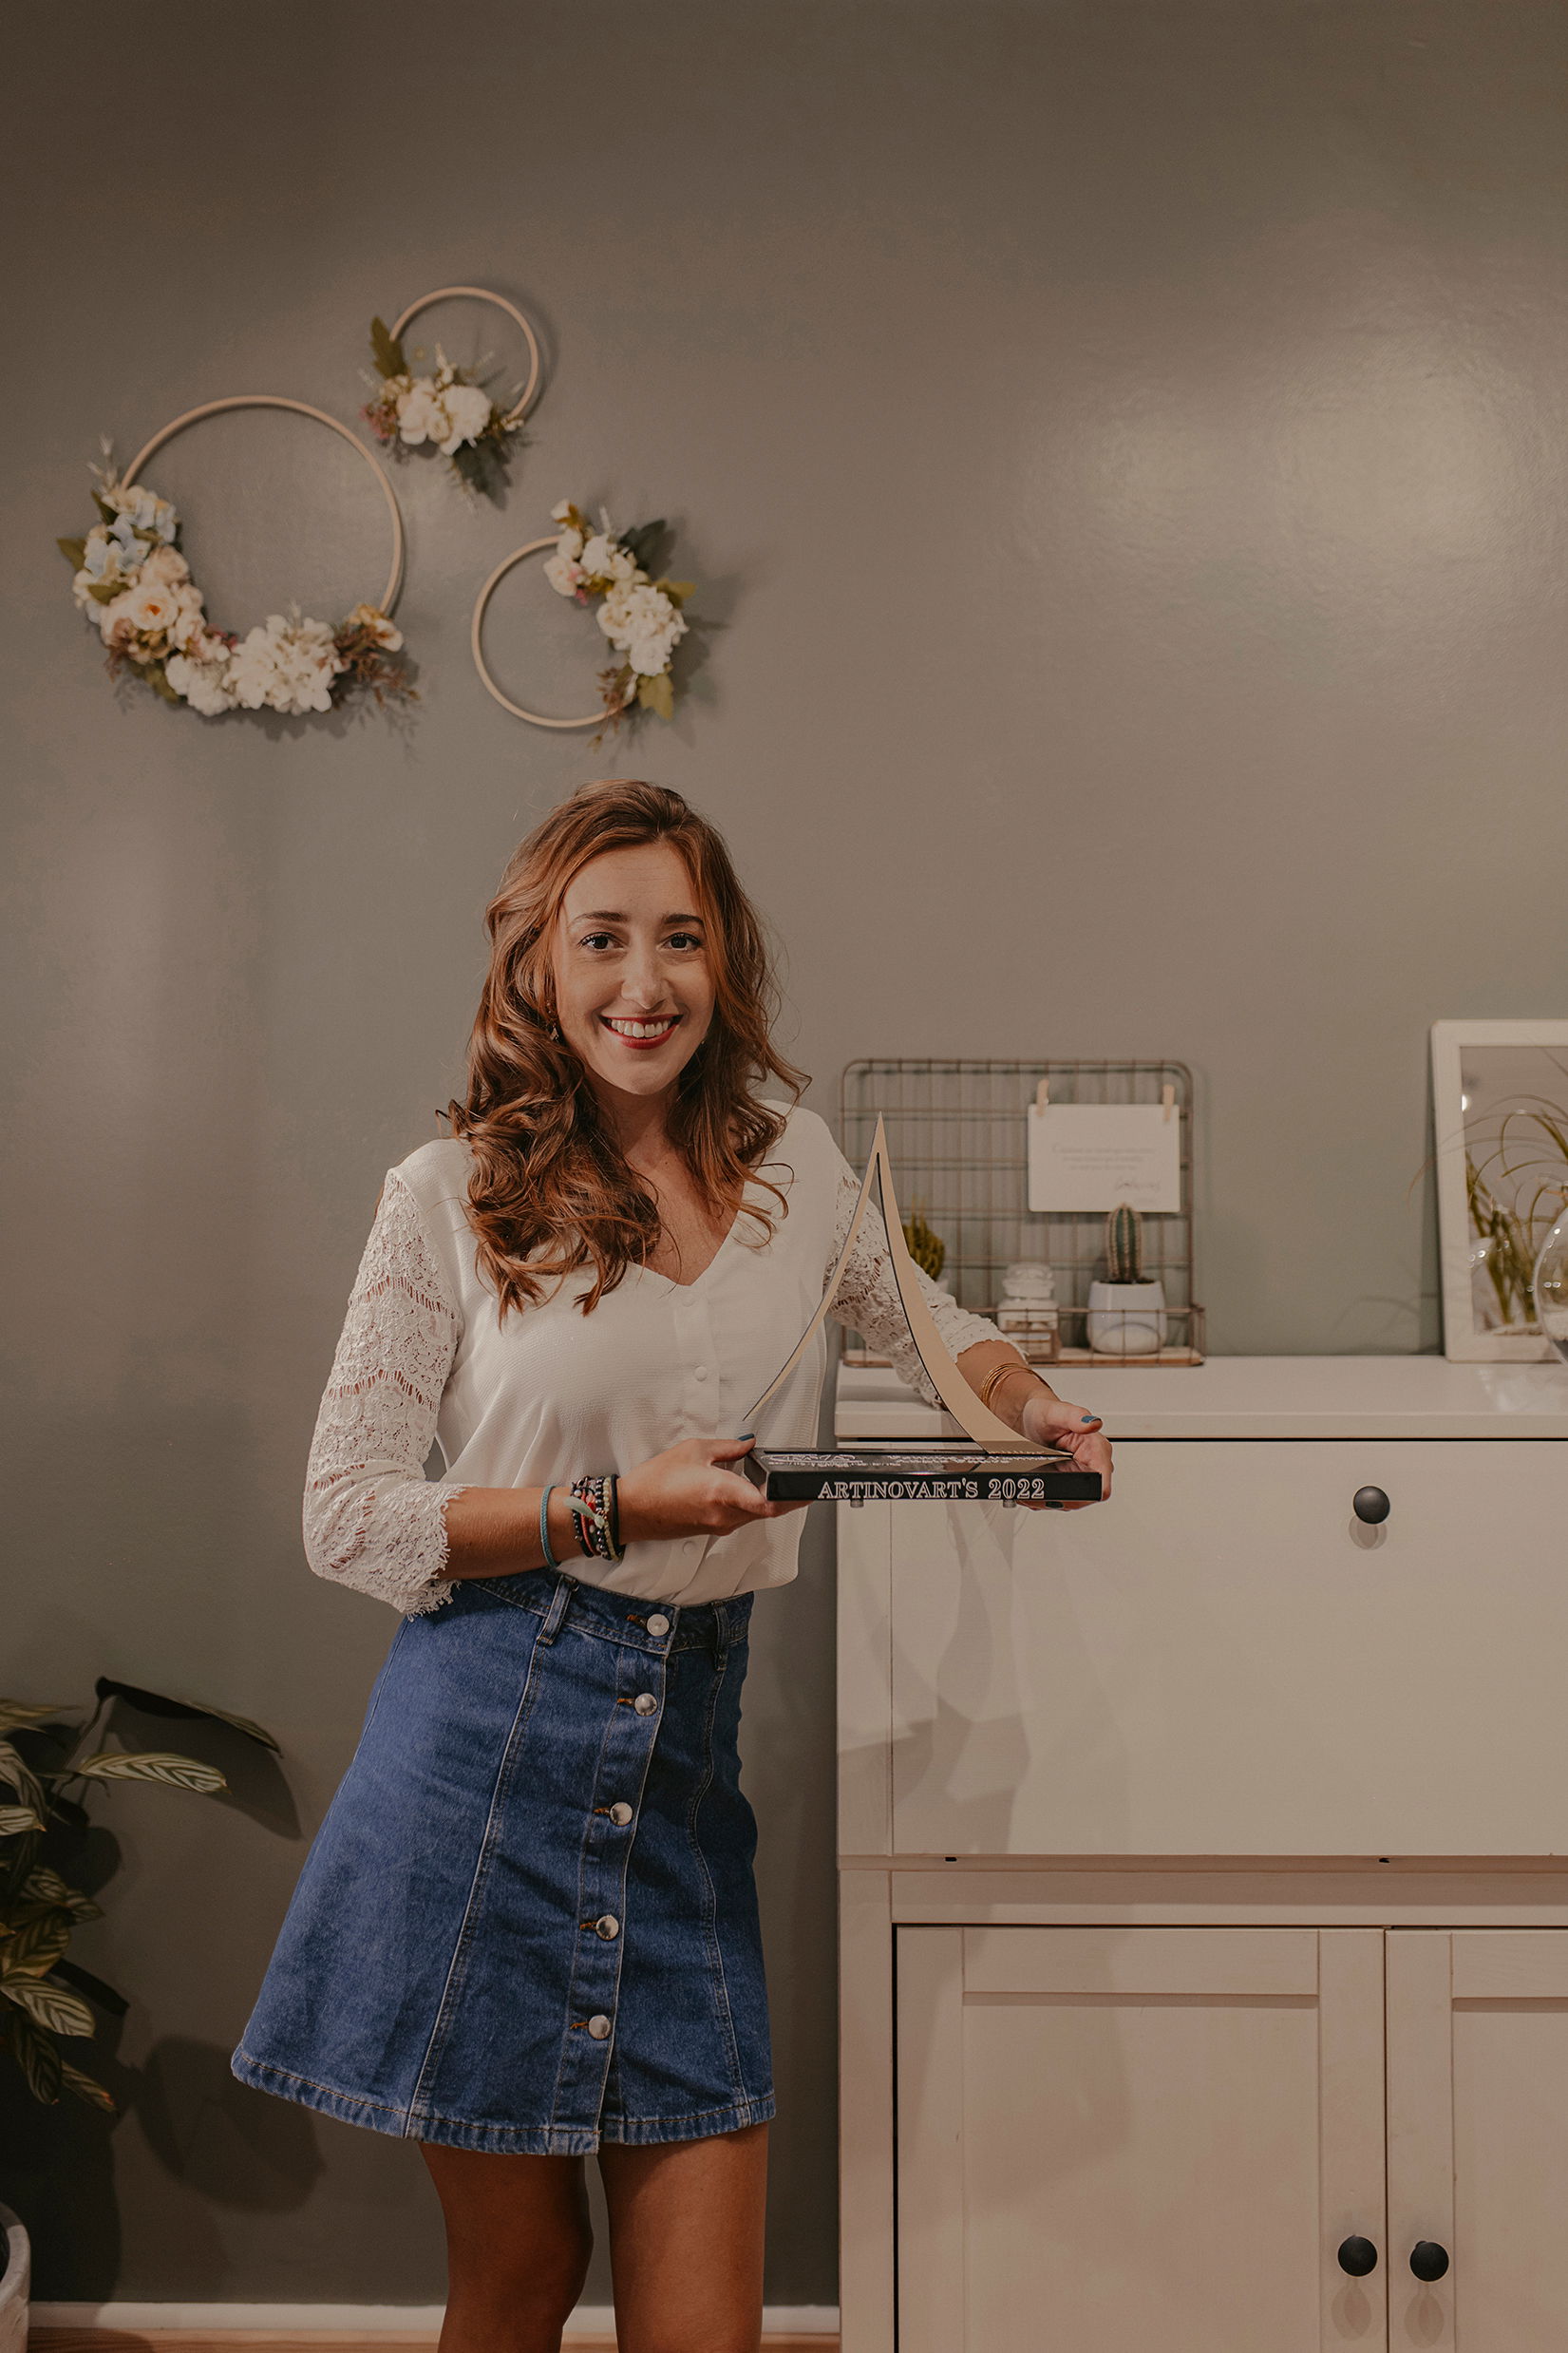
<box><xmin>838</xmin><ymin>1057</ymin><xmax>1205</xmax><ymax>1368</ymax></box>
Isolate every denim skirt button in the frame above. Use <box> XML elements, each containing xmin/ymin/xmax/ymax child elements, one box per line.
<box><xmin>608</xmin><ymin>1801</ymin><xmax>634</xmax><ymax>1825</ymax></box>
<box><xmin>633</xmin><ymin>1692</ymin><xmax>657</xmax><ymax>1715</ymax></box>
<box><xmin>595</xmin><ymin>1914</ymin><xmax>620</xmax><ymax>1940</ymax></box>
<box><xmin>587</xmin><ymin>2014</ymin><xmax>613</xmax><ymax>2040</ymax></box>
<box><xmin>647</xmin><ymin>1614</ymin><xmax>671</xmax><ymax>1637</ymax></box>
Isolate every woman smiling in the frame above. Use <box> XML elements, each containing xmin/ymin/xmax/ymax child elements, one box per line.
<box><xmin>231</xmin><ymin>780</ymin><xmax>1112</xmax><ymax>2352</ymax></box>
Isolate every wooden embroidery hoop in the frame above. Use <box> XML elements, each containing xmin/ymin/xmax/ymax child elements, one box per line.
<box><xmin>470</xmin><ymin>538</ymin><xmax>638</xmax><ymax>730</ymax></box>
<box><xmin>123</xmin><ymin>396</ymin><xmax>406</xmax><ymax>615</ymax></box>
<box><xmin>388</xmin><ymin>285</ymin><xmax>542</xmax><ymax>430</ymax></box>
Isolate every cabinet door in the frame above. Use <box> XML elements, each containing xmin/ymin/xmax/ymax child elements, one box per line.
<box><xmin>897</xmin><ymin>1926</ymin><xmax>1386</xmax><ymax>2353</ymax></box>
<box><xmin>1388</xmin><ymin>1930</ymin><xmax>1568</xmax><ymax>2350</ymax></box>
<box><xmin>887</xmin><ymin>1441</ymin><xmax>1566</xmax><ymax>1856</ymax></box>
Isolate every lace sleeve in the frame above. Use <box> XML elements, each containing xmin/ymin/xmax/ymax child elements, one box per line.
<box><xmin>301</xmin><ymin>1167</ymin><xmax>471</xmax><ymax>1617</ymax></box>
<box><xmin>826</xmin><ymin>1156</ymin><xmax>1006</xmax><ymax>1410</ymax></box>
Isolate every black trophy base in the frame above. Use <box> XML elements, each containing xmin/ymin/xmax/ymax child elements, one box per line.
<box><xmin>741</xmin><ymin>1444</ymin><xmax>1102</xmax><ymax>1504</ymax></box>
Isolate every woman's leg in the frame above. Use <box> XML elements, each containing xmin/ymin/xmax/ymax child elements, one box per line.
<box><xmin>421</xmin><ymin>2143</ymin><xmax>595</xmax><ymax>2353</ymax></box>
<box><xmin>598</xmin><ymin>2119</ymin><xmax>768</xmax><ymax>2353</ymax></box>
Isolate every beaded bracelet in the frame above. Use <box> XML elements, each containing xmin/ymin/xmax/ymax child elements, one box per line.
<box><xmin>567</xmin><ymin>1473</ymin><xmax>626</xmax><ymax>1564</ymax></box>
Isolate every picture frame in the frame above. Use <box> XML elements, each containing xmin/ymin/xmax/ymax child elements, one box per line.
<box><xmin>1431</xmin><ymin>1019</ymin><xmax>1568</xmax><ymax>1361</ymax></box>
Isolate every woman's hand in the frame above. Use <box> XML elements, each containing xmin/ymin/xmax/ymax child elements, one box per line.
<box><xmin>615</xmin><ymin>1436</ymin><xmax>806</xmax><ymax>1546</ymax></box>
<box><xmin>1017</xmin><ymin>1390</ymin><xmax>1113</xmax><ymax>1510</ymax></box>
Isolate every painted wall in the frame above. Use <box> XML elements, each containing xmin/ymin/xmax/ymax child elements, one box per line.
<box><xmin>4</xmin><ymin>0</ymin><xmax>1565</xmax><ymax>2306</ymax></box>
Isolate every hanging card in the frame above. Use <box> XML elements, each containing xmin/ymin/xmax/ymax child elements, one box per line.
<box><xmin>1027</xmin><ymin>1101</ymin><xmax>1181</xmax><ymax>1213</ymax></box>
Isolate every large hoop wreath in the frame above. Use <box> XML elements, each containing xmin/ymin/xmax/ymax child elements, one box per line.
<box><xmin>59</xmin><ymin>400</ymin><xmax>410</xmax><ymax>718</ymax></box>
<box><xmin>472</xmin><ymin>501</ymin><xmax>693</xmax><ymax>733</ymax></box>
<box><xmin>361</xmin><ymin>286</ymin><xmax>542</xmax><ymax>500</ymax></box>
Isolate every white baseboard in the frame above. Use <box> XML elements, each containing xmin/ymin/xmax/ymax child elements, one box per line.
<box><xmin>30</xmin><ymin>2302</ymin><xmax>841</xmax><ymax>2336</ymax></box>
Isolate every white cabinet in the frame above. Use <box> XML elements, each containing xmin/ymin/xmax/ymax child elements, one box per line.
<box><xmin>835</xmin><ymin>1358</ymin><xmax>1568</xmax><ymax>2353</ymax></box>
<box><xmin>898</xmin><ymin>1926</ymin><xmax>1386</xmax><ymax>2353</ymax></box>
<box><xmin>894</xmin><ymin>1924</ymin><xmax>1568</xmax><ymax>2352</ymax></box>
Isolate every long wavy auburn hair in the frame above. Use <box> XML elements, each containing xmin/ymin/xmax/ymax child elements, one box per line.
<box><xmin>442</xmin><ymin>780</ymin><xmax>808</xmax><ymax>1319</ymax></box>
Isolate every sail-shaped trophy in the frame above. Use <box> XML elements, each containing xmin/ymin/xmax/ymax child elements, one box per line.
<box><xmin>740</xmin><ymin>1116</ymin><xmax>1103</xmax><ymax>1504</ymax></box>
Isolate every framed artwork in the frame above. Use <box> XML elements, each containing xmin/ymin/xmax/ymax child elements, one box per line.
<box><xmin>1431</xmin><ymin>1019</ymin><xmax>1568</xmax><ymax>1360</ymax></box>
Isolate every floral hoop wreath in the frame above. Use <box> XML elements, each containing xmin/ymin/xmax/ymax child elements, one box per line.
<box><xmin>471</xmin><ymin>501</ymin><xmax>693</xmax><ymax>734</ymax></box>
<box><xmin>362</xmin><ymin>286</ymin><xmax>542</xmax><ymax>499</ymax></box>
<box><xmin>59</xmin><ymin>398</ymin><xmax>411</xmax><ymax>718</ymax></box>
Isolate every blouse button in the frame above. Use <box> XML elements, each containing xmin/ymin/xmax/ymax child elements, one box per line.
<box><xmin>647</xmin><ymin>1614</ymin><xmax>671</xmax><ymax>1638</ymax></box>
<box><xmin>595</xmin><ymin>1914</ymin><xmax>620</xmax><ymax>1940</ymax></box>
<box><xmin>693</xmin><ymin>1364</ymin><xmax>708</xmax><ymax>1380</ymax></box>
<box><xmin>633</xmin><ymin>1692</ymin><xmax>658</xmax><ymax>1716</ymax></box>
<box><xmin>587</xmin><ymin>2014</ymin><xmax>613</xmax><ymax>2040</ymax></box>
<box><xmin>608</xmin><ymin>1802</ymin><xmax>633</xmax><ymax>1826</ymax></box>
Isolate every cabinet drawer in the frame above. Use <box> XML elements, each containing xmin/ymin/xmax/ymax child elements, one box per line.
<box><xmin>884</xmin><ymin>1440</ymin><xmax>1565</xmax><ymax>1857</ymax></box>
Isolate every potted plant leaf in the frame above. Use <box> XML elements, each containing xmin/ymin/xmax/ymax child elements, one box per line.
<box><xmin>1</xmin><ymin>1679</ymin><xmax>278</xmax><ymax>2115</ymax></box>
<box><xmin>1086</xmin><ymin>1202</ymin><xmax>1168</xmax><ymax>1357</ymax></box>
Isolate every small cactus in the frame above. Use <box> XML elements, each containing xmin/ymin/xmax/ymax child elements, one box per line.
<box><xmin>902</xmin><ymin>1207</ymin><xmax>946</xmax><ymax>1281</ymax></box>
<box><xmin>1105</xmin><ymin>1201</ymin><xmax>1143</xmax><ymax>1285</ymax></box>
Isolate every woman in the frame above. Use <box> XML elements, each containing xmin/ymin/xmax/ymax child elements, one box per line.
<box><xmin>232</xmin><ymin>780</ymin><xmax>1112</xmax><ymax>2353</ymax></box>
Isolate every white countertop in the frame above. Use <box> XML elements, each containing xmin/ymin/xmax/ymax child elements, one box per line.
<box><xmin>834</xmin><ymin>1356</ymin><xmax>1568</xmax><ymax>1440</ymax></box>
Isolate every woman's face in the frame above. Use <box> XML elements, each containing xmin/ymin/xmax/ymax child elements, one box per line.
<box><xmin>550</xmin><ymin>839</ymin><xmax>717</xmax><ymax>1110</ymax></box>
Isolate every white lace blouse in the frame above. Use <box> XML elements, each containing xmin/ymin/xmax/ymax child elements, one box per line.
<box><xmin>302</xmin><ymin>1104</ymin><xmax>1001</xmax><ymax>1613</ymax></box>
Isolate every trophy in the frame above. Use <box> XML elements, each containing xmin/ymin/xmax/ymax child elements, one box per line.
<box><xmin>740</xmin><ymin>1117</ymin><xmax>1102</xmax><ymax>1506</ymax></box>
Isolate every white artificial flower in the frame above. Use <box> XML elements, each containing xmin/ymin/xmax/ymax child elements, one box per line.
<box><xmin>168</xmin><ymin>588</ymin><xmax>212</xmax><ymax>651</ymax></box>
<box><xmin>395</xmin><ymin>381</ymin><xmax>448</xmax><ymax>446</ymax></box>
<box><xmin>580</xmin><ymin>533</ymin><xmax>637</xmax><ymax>585</ymax></box>
<box><xmin>344</xmin><ymin>602</ymin><xmax>404</xmax><ymax>651</ymax></box>
<box><xmin>437</xmin><ymin>382</ymin><xmax>494</xmax><ymax>454</ymax></box>
<box><xmin>597</xmin><ymin>582</ymin><xmax>687</xmax><ymax>674</ymax></box>
<box><xmin>140</xmin><ymin>543</ymin><xmax>191</xmax><ymax>586</ymax></box>
<box><xmin>543</xmin><ymin>551</ymin><xmax>586</xmax><ymax>598</ymax></box>
<box><xmin>96</xmin><ymin>592</ymin><xmax>144</xmax><ymax>654</ymax></box>
<box><xmin>226</xmin><ymin>614</ymin><xmax>345</xmax><ymax>714</ymax></box>
<box><xmin>550</xmin><ymin>500</ymin><xmax>575</xmax><ymax>522</ymax></box>
<box><xmin>166</xmin><ymin>649</ymin><xmax>238</xmax><ymax>716</ymax></box>
<box><xmin>119</xmin><ymin>580</ymin><xmax>184</xmax><ymax>639</ymax></box>
<box><xmin>73</xmin><ymin>527</ymin><xmax>141</xmax><ymax>606</ymax></box>
<box><xmin>104</xmin><ymin>483</ymin><xmax>178</xmax><ymax>542</ymax></box>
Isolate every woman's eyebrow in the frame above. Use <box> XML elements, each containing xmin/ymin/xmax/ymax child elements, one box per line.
<box><xmin>568</xmin><ymin>908</ymin><xmax>705</xmax><ymax>925</ymax></box>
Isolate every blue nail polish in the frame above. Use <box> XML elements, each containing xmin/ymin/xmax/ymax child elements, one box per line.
<box><xmin>1081</xmin><ymin>1414</ymin><xmax>1099</xmax><ymax>1424</ymax></box>
<box><xmin>737</xmin><ymin>1431</ymin><xmax>755</xmax><ymax>1440</ymax></box>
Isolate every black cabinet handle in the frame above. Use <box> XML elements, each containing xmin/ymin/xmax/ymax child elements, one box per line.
<box><xmin>1336</xmin><ymin>2235</ymin><xmax>1378</xmax><ymax>2276</ymax></box>
<box><xmin>1352</xmin><ymin>1486</ymin><xmax>1390</xmax><ymax>1525</ymax></box>
<box><xmin>1409</xmin><ymin>2241</ymin><xmax>1450</xmax><ymax>2282</ymax></box>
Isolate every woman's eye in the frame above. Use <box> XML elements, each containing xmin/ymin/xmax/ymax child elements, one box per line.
<box><xmin>578</xmin><ymin>932</ymin><xmax>617</xmax><ymax>952</ymax></box>
<box><xmin>666</xmin><ymin>931</ymin><xmax>704</xmax><ymax>952</ymax></box>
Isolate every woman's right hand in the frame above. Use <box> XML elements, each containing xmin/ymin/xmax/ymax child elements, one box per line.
<box><xmin>615</xmin><ymin>1436</ymin><xmax>805</xmax><ymax>1545</ymax></box>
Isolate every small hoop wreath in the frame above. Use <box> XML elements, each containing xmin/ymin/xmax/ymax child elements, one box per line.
<box><xmin>60</xmin><ymin>398</ymin><xmax>411</xmax><ymax>719</ymax></box>
<box><xmin>363</xmin><ymin>285</ymin><xmax>543</xmax><ymax>500</ymax></box>
<box><xmin>471</xmin><ymin>501</ymin><xmax>694</xmax><ymax>736</ymax></box>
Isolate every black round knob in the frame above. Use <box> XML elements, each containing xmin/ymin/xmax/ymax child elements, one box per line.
<box><xmin>1352</xmin><ymin>1486</ymin><xmax>1390</xmax><ymax>1525</ymax></box>
<box><xmin>1409</xmin><ymin>2241</ymin><xmax>1449</xmax><ymax>2283</ymax></box>
<box><xmin>1336</xmin><ymin>2235</ymin><xmax>1378</xmax><ymax>2277</ymax></box>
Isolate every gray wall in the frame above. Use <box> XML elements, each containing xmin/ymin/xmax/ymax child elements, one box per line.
<box><xmin>4</xmin><ymin>0</ymin><xmax>1565</xmax><ymax>2306</ymax></box>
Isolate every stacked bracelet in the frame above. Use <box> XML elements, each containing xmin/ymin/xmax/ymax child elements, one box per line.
<box><xmin>567</xmin><ymin>1473</ymin><xmax>625</xmax><ymax>1564</ymax></box>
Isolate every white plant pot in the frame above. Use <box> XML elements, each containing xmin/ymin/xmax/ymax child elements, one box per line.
<box><xmin>1086</xmin><ymin>1279</ymin><xmax>1167</xmax><ymax>1357</ymax></box>
<box><xmin>0</xmin><ymin>2205</ymin><xmax>30</xmax><ymax>2353</ymax></box>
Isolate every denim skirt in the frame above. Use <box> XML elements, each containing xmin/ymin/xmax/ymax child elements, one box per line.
<box><xmin>231</xmin><ymin>1568</ymin><xmax>771</xmax><ymax>2154</ymax></box>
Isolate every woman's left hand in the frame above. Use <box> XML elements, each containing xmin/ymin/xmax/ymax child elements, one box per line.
<box><xmin>1016</xmin><ymin>1391</ymin><xmax>1113</xmax><ymax>1509</ymax></box>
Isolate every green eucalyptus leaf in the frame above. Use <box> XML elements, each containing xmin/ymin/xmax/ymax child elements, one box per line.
<box><xmin>58</xmin><ymin>537</ymin><xmax>88</xmax><ymax>568</ymax></box>
<box><xmin>96</xmin><ymin>1678</ymin><xmax>280</xmax><ymax>1754</ymax></box>
<box><xmin>0</xmin><ymin>1805</ymin><xmax>42</xmax><ymax>1836</ymax></box>
<box><xmin>86</xmin><ymin>580</ymin><xmax>121</xmax><ymax>605</ymax></box>
<box><xmin>144</xmin><ymin>662</ymin><xmax>180</xmax><ymax>705</ymax></box>
<box><xmin>1</xmin><ymin>1911</ymin><xmax>72</xmax><ymax>1980</ymax></box>
<box><xmin>62</xmin><ymin>2058</ymin><xmax>117</xmax><ymax>2114</ymax></box>
<box><xmin>653</xmin><ymin>579</ymin><xmax>696</xmax><ymax>605</ymax></box>
<box><xmin>93</xmin><ymin>494</ymin><xmax>117</xmax><ymax>524</ymax></box>
<box><xmin>2</xmin><ymin>1976</ymin><xmax>97</xmax><ymax>2037</ymax></box>
<box><xmin>74</xmin><ymin>1751</ymin><xmax>227</xmax><ymax>1793</ymax></box>
<box><xmin>636</xmin><ymin>672</ymin><xmax>675</xmax><ymax>721</ymax></box>
<box><xmin>370</xmin><ymin>315</ymin><xmax>406</xmax><ymax>378</ymax></box>
<box><xmin>0</xmin><ymin>1702</ymin><xmax>73</xmax><ymax>1733</ymax></box>
<box><xmin>6</xmin><ymin>2010</ymin><xmax>64</xmax><ymax>2103</ymax></box>
<box><xmin>0</xmin><ymin>1742</ymin><xmax>45</xmax><ymax>1813</ymax></box>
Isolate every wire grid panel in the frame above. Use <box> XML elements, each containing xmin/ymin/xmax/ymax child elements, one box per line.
<box><xmin>837</xmin><ymin>1058</ymin><xmax>1203</xmax><ymax>1363</ymax></box>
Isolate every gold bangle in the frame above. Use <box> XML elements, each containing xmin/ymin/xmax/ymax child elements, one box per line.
<box><xmin>977</xmin><ymin>1357</ymin><xmax>1039</xmax><ymax>1414</ymax></box>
